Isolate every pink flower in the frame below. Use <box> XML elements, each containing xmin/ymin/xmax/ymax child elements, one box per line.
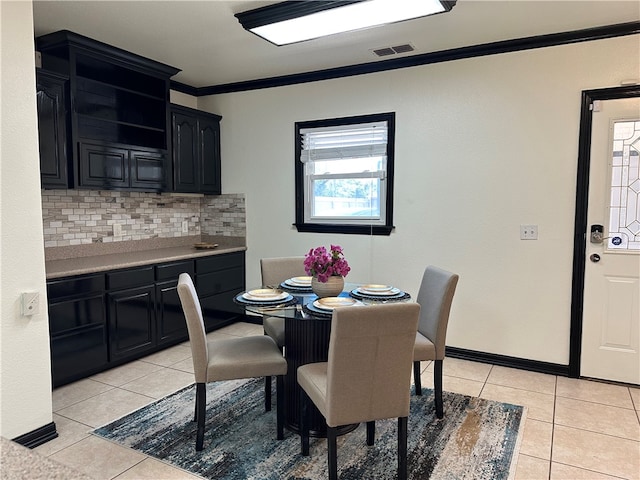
<box><xmin>304</xmin><ymin>245</ymin><xmax>350</xmax><ymax>282</ymax></box>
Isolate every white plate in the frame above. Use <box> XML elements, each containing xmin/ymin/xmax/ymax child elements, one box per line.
<box><xmin>357</xmin><ymin>287</ymin><xmax>401</xmax><ymax>296</ymax></box>
<box><xmin>313</xmin><ymin>297</ymin><xmax>356</xmax><ymax>311</ymax></box>
<box><xmin>286</xmin><ymin>276</ymin><xmax>312</xmax><ymax>287</ymax></box>
<box><xmin>360</xmin><ymin>284</ymin><xmax>393</xmax><ymax>292</ymax></box>
<box><xmin>243</xmin><ymin>290</ymin><xmax>289</xmax><ymax>302</ymax></box>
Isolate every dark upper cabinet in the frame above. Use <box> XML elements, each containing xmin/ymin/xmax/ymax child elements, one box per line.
<box><xmin>35</xmin><ymin>30</ymin><xmax>180</xmax><ymax>192</ymax></box>
<box><xmin>171</xmin><ymin>105</ymin><xmax>222</xmax><ymax>194</ymax></box>
<box><xmin>36</xmin><ymin>70</ymin><xmax>71</xmax><ymax>189</ymax></box>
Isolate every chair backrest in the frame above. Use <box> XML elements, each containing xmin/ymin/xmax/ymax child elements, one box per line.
<box><xmin>177</xmin><ymin>273</ymin><xmax>209</xmax><ymax>383</ymax></box>
<box><xmin>260</xmin><ymin>256</ymin><xmax>306</xmax><ymax>286</ymax></box>
<box><xmin>416</xmin><ymin>266</ymin><xmax>459</xmax><ymax>360</ymax></box>
<box><xmin>324</xmin><ymin>303</ymin><xmax>420</xmax><ymax>427</ymax></box>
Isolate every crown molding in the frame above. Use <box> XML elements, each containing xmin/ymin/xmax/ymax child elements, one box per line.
<box><xmin>169</xmin><ymin>21</ymin><xmax>639</xmax><ymax>96</ymax></box>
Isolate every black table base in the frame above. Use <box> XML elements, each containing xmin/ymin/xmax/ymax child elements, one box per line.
<box><xmin>284</xmin><ymin>316</ymin><xmax>358</xmax><ymax>438</ymax></box>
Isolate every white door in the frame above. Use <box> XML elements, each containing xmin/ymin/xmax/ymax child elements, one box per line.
<box><xmin>581</xmin><ymin>97</ymin><xmax>640</xmax><ymax>385</ymax></box>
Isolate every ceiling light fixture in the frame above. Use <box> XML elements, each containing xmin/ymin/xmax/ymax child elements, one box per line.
<box><xmin>235</xmin><ymin>0</ymin><xmax>456</xmax><ymax>46</ymax></box>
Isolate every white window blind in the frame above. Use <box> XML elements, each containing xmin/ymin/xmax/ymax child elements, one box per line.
<box><xmin>300</xmin><ymin>121</ymin><xmax>388</xmax><ymax>163</ymax></box>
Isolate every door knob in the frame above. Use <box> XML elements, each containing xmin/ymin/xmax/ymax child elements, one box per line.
<box><xmin>590</xmin><ymin>253</ymin><xmax>601</xmax><ymax>263</ymax></box>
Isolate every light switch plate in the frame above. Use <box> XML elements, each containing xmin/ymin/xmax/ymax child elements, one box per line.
<box><xmin>21</xmin><ymin>292</ymin><xmax>39</xmax><ymax>316</ymax></box>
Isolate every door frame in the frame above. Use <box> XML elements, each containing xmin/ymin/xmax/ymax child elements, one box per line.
<box><xmin>569</xmin><ymin>84</ymin><xmax>640</xmax><ymax>378</ymax></box>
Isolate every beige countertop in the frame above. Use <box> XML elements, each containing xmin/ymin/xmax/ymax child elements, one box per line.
<box><xmin>45</xmin><ymin>236</ymin><xmax>246</xmax><ymax>279</ymax></box>
<box><xmin>0</xmin><ymin>437</ymin><xmax>93</xmax><ymax>480</ymax></box>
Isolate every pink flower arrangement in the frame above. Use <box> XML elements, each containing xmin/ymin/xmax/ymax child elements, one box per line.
<box><xmin>304</xmin><ymin>245</ymin><xmax>351</xmax><ymax>283</ymax></box>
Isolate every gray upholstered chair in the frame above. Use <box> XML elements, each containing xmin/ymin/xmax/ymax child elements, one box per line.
<box><xmin>298</xmin><ymin>303</ymin><xmax>420</xmax><ymax>480</ymax></box>
<box><xmin>260</xmin><ymin>256</ymin><xmax>306</xmax><ymax>348</ymax></box>
<box><xmin>177</xmin><ymin>273</ymin><xmax>288</xmax><ymax>451</ymax></box>
<box><xmin>413</xmin><ymin>265</ymin><xmax>459</xmax><ymax>419</ymax></box>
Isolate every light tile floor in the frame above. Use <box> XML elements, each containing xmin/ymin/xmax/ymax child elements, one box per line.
<box><xmin>34</xmin><ymin>322</ymin><xmax>640</xmax><ymax>480</ymax></box>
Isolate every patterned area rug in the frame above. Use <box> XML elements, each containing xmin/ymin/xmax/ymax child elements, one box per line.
<box><xmin>93</xmin><ymin>378</ymin><xmax>525</xmax><ymax>479</ymax></box>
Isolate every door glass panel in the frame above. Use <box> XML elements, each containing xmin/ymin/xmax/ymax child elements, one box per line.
<box><xmin>607</xmin><ymin>119</ymin><xmax>640</xmax><ymax>252</ymax></box>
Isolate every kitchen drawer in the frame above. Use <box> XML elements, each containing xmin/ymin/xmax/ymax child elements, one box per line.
<box><xmin>49</xmin><ymin>293</ymin><xmax>106</xmax><ymax>335</ymax></box>
<box><xmin>107</xmin><ymin>266</ymin><xmax>154</xmax><ymax>290</ymax></box>
<box><xmin>196</xmin><ymin>267</ymin><xmax>244</xmax><ymax>296</ymax></box>
<box><xmin>50</xmin><ymin>323</ymin><xmax>108</xmax><ymax>387</ymax></box>
<box><xmin>196</xmin><ymin>252</ymin><xmax>244</xmax><ymax>274</ymax></box>
<box><xmin>155</xmin><ymin>260</ymin><xmax>194</xmax><ymax>281</ymax></box>
<box><xmin>47</xmin><ymin>274</ymin><xmax>105</xmax><ymax>300</ymax></box>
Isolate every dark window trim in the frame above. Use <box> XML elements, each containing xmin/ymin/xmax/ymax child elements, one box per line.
<box><xmin>170</xmin><ymin>22</ymin><xmax>640</xmax><ymax>95</ymax></box>
<box><xmin>294</xmin><ymin>112</ymin><xmax>395</xmax><ymax>236</ymax></box>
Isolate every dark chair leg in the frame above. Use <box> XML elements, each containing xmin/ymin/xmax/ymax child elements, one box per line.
<box><xmin>265</xmin><ymin>375</ymin><xmax>272</xmax><ymax>412</ymax></box>
<box><xmin>300</xmin><ymin>389</ymin><xmax>309</xmax><ymax>456</ymax></box>
<box><xmin>398</xmin><ymin>417</ymin><xmax>408</xmax><ymax>480</ymax></box>
<box><xmin>366</xmin><ymin>421</ymin><xmax>375</xmax><ymax>446</ymax></box>
<box><xmin>413</xmin><ymin>361</ymin><xmax>422</xmax><ymax>395</ymax></box>
<box><xmin>276</xmin><ymin>375</ymin><xmax>284</xmax><ymax>440</ymax></box>
<box><xmin>327</xmin><ymin>426</ymin><xmax>338</xmax><ymax>480</ymax></box>
<box><xmin>195</xmin><ymin>382</ymin><xmax>206</xmax><ymax>451</ymax></box>
<box><xmin>434</xmin><ymin>359</ymin><xmax>444</xmax><ymax>418</ymax></box>
<box><xmin>193</xmin><ymin>389</ymin><xmax>197</xmax><ymax>422</ymax></box>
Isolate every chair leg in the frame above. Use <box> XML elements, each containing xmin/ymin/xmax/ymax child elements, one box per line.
<box><xmin>398</xmin><ymin>417</ymin><xmax>408</xmax><ymax>480</ymax></box>
<box><xmin>327</xmin><ymin>426</ymin><xmax>338</xmax><ymax>480</ymax></box>
<box><xmin>300</xmin><ymin>389</ymin><xmax>310</xmax><ymax>456</ymax></box>
<box><xmin>276</xmin><ymin>375</ymin><xmax>284</xmax><ymax>440</ymax></box>
<box><xmin>434</xmin><ymin>359</ymin><xmax>444</xmax><ymax>418</ymax></box>
<box><xmin>265</xmin><ymin>375</ymin><xmax>272</xmax><ymax>412</ymax></box>
<box><xmin>413</xmin><ymin>361</ymin><xmax>422</xmax><ymax>395</ymax></box>
<box><xmin>195</xmin><ymin>383</ymin><xmax>206</xmax><ymax>451</ymax></box>
<box><xmin>366</xmin><ymin>421</ymin><xmax>375</xmax><ymax>446</ymax></box>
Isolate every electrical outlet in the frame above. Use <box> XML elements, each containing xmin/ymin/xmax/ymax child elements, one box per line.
<box><xmin>182</xmin><ymin>220</ymin><xmax>189</xmax><ymax>234</ymax></box>
<box><xmin>520</xmin><ymin>224</ymin><xmax>538</xmax><ymax>240</ymax></box>
<box><xmin>21</xmin><ymin>292</ymin><xmax>39</xmax><ymax>316</ymax></box>
<box><xmin>113</xmin><ymin>223</ymin><xmax>122</xmax><ymax>237</ymax></box>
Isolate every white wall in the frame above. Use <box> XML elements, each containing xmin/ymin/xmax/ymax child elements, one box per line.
<box><xmin>0</xmin><ymin>1</ymin><xmax>53</xmax><ymax>438</ymax></box>
<box><xmin>199</xmin><ymin>35</ymin><xmax>639</xmax><ymax>365</ymax></box>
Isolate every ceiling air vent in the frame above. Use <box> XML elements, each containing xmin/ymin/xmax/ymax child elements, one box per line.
<box><xmin>372</xmin><ymin>43</ymin><xmax>415</xmax><ymax>57</ymax></box>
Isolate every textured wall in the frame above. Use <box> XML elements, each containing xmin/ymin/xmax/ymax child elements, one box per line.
<box><xmin>42</xmin><ymin>190</ymin><xmax>246</xmax><ymax>247</ymax></box>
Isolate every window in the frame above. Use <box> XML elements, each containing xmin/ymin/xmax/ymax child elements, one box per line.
<box><xmin>294</xmin><ymin>112</ymin><xmax>395</xmax><ymax>235</ymax></box>
<box><xmin>607</xmin><ymin>119</ymin><xmax>640</xmax><ymax>252</ymax></box>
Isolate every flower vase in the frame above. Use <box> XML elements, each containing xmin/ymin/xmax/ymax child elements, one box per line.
<box><xmin>311</xmin><ymin>275</ymin><xmax>345</xmax><ymax>298</ymax></box>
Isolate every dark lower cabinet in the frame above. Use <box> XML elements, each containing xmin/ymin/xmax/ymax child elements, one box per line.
<box><xmin>195</xmin><ymin>252</ymin><xmax>245</xmax><ymax>330</ymax></box>
<box><xmin>156</xmin><ymin>260</ymin><xmax>195</xmax><ymax>346</ymax></box>
<box><xmin>47</xmin><ymin>274</ymin><xmax>107</xmax><ymax>387</ymax></box>
<box><xmin>106</xmin><ymin>266</ymin><xmax>155</xmax><ymax>362</ymax></box>
<box><xmin>108</xmin><ymin>285</ymin><xmax>156</xmax><ymax>362</ymax></box>
<box><xmin>47</xmin><ymin>252</ymin><xmax>245</xmax><ymax>387</ymax></box>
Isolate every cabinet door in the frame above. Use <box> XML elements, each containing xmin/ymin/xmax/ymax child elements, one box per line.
<box><xmin>196</xmin><ymin>254</ymin><xmax>246</xmax><ymax>331</ymax></box>
<box><xmin>199</xmin><ymin>116</ymin><xmax>221</xmax><ymax>194</ymax></box>
<box><xmin>108</xmin><ymin>285</ymin><xmax>156</xmax><ymax>361</ymax></box>
<box><xmin>130</xmin><ymin>149</ymin><xmax>168</xmax><ymax>191</ymax></box>
<box><xmin>47</xmin><ymin>274</ymin><xmax>107</xmax><ymax>387</ymax></box>
<box><xmin>172</xmin><ymin>111</ymin><xmax>199</xmax><ymax>192</ymax></box>
<box><xmin>36</xmin><ymin>71</ymin><xmax>69</xmax><ymax>189</ymax></box>
<box><xmin>155</xmin><ymin>259</ymin><xmax>194</xmax><ymax>346</ymax></box>
<box><xmin>156</xmin><ymin>280</ymin><xmax>189</xmax><ymax>346</ymax></box>
<box><xmin>78</xmin><ymin>142</ymin><xmax>129</xmax><ymax>189</ymax></box>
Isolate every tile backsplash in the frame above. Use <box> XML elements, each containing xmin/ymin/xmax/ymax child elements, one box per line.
<box><xmin>42</xmin><ymin>190</ymin><xmax>245</xmax><ymax>247</ymax></box>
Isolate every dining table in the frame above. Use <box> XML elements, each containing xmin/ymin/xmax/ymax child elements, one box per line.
<box><xmin>233</xmin><ymin>279</ymin><xmax>411</xmax><ymax>438</ymax></box>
